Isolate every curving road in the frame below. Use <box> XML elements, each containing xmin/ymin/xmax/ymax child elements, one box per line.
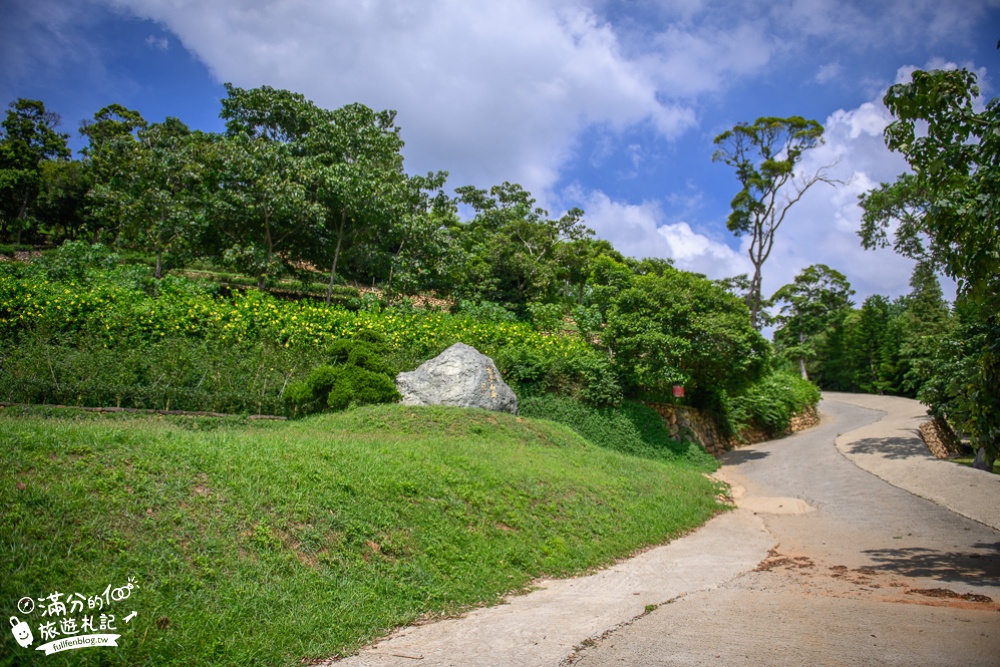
<box><xmin>332</xmin><ymin>393</ymin><xmax>1000</xmax><ymax>666</ymax></box>
<box><xmin>571</xmin><ymin>394</ymin><xmax>1000</xmax><ymax>667</ymax></box>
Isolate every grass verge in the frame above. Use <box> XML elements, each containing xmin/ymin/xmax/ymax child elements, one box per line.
<box><xmin>952</xmin><ymin>456</ymin><xmax>1000</xmax><ymax>474</ymax></box>
<box><xmin>1</xmin><ymin>404</ymin><xmax>723</xmax><ymax>666</ymax></box>
<box><xmin>520</xmin><ymin>396</ymin><xmax>717</xmax><ymax>470</ymax></box>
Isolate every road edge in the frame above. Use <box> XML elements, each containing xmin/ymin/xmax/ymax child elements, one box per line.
<box><xmin>823</xmin><ymin>392</ymin><xmax>1000</xmax><ymax>531</ymax></box>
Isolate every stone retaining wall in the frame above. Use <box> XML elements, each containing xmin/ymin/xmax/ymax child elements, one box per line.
<box><xmin>644</xmin><ymin>403</ymin><xmax>820</xmax><ymax>459</ymax></box>
<box><xmin>918</xmin><ymin>415</ymin><xmax>966</xmax><ymax>459</ymax></box>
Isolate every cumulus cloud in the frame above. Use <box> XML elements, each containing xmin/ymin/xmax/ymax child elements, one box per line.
<box><xmin>815</xmin><ymin>62</ymin><xmax>841</xmax><ymax>84</ymax></box>
<box><xmin>0</xmin><ymin>0</ymin><xmax>104</xmax><ymax>86</ymax></box>
<box><xmin>757</xmin><ymin>85</ymin><xmax>928</xmax><ymax>303</ymax></box>
<box><xmin>104</xmin><ymin>0</ymin><xmax>699</xmax><ymax>197</ymax></box>
<box><xmin>563</xmin><ymin>185</ymin><xmax>749</xmax><ymax>278</ymax></box>
<box><xmin>144</xmin><ymin>35</ymin><xmax>169</xmax><ymax>50</ymax></box>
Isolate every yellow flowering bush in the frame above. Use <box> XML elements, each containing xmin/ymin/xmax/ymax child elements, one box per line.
<box><xmin>0</xmin><ymin>272</ymin><xmax>620</xmax><ymax>412</ymax></box>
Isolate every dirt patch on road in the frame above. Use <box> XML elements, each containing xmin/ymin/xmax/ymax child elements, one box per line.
<box><xmin>749</xmin><ymin>548</ymin><xmax>1000</xmax><ymax>613</ymax></box>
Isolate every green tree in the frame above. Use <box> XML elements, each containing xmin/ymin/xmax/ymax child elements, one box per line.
<box><xmin>859</xmin><ymin>65</ymin><xmax>1000</xmax><ymax>470</ymax></box>
<box><xmin>771</xmin><ymin>264</ymin><xmax>854</xmax><ymax>380</ymax></box>
<box><xmin>213</xmin><ymin>85</ymin><xmax>326</xmax><ymax>288</ymax></box>
<box><xmin>0</xmin><ymin>98</ymin><xmax>71</xmax><ymax>244</ymax></box>
<box><xmin>603</xmin><ymin>266</ymin><xmax>770</xmax><ymax>404</ymax></box>
<box><xmin>34</xmin><ymin>158</ymin><xmax>89</xmax><ymax>241</ymax></box>
<box><xmin>213</xmin><ymin>133</ymin><xmax>324</xmax><ymax>288</ymax></box>
<box><xmin>80</xmin><ymin>104</ymin><xmax>147</xmax><ymax>243</ymax></box>
<box><xmin>380</xmin><ymin>170</ymin><xmax>456</xmax><ymax>299</ymax></box>
<box><xmin>94</xmin><ymin>118</ymin><xmax>213</xmax><ymax>278</ymax></box>
<box><xmin>898</xmin><ymin>262</ymin><xmax>953</xmax><ymax>397</ymax></box>
<box><xmin>454</xmin><ymin>182</ymin><xmax>593</xmax><ymax>309</ymax></box>
<box><xmin>713</xmin><ymin>116</ymin><xmax>836</xmax><ymax>329</ymax></box>
<box><xmin>846</xmin><ymin>295</ymin><xmax>892</xmax><ymax>394</ymax></box>
<box><xmin>305</xmin><ymin>102</ymin><xmax>409</xmax><ymax>303</ymax></box>
<box><xmin>839</xmin><ymin>294</ymin><xmax>908</xmax><ymax>396</ymax></box>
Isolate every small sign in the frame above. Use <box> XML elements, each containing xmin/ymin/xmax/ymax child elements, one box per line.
<box><xmin>672</xmin><ymin>385</ymin><xmax>685</xmax><ymax>398</ymax></box>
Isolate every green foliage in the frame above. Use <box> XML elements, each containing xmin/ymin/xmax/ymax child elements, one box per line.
<box><xmin>495</xmin><ymin>344</ymin><xmax>622</xmax><ymax>407</ymax></box>
<box><xmin>858</xmin><ymin>65</ymin><xmax>1000</xmax><ymax>468</ymax></box>
<box><xmin>0</xmin><ymin>98</ymin><xmax>71</xmax><ymax>244</ymax></box>
<box><xmin>1</xmin><ymin>271</ymin><xmax>617</xmax><ymax>414</ymax></box>
<box><xmin>23</xmin><ymin>239</ymin><xmax>119</xmax><ymax>282</ymax></box>
<box><xmin>453</xmin><ymin>182</ymin><xmax>593</xmax><ymax>308</ymax></box>
<box><xmin>520</xmin><ymin>396</ymin><xmax>716</xmax><ymax>469</ymax></box>
<box><xmin>284</xmin><ymin>339</ymin><xmax>401</xmax><ymax>415</ymax></box>
<box><xmin>455</xmin><ymin>300</ymin><xmax>519</xmax><ymax>322</ymax></box>
<box><xmin>90</xmin><ymin>117</ymin><xmax>212</xmax><ymax>278</ymax></box>
<box><xmin>897</xmin><ymin>261</ymin><xmax>953</xmax><ymax>395</ymax></box>
<box><xmin>603</xmin><ymin>267</ymin><xmax>770</xmax><ymax>403</ymax></box>
<box><xmin>571</xmin><ymin>303</ymin><xmax>603</xmax><ymax>339</ymax></box>
<box><xmin>0</xmin><ymin>334</ymin><xmax>304</xmax><ymax>415</ymax></box>
<box><xmin>724</xmin><ymin>370</ymin><xmax>820</xmax><ymax>437</ymax></box>
<box><xmin>527</xmin><ymin>301</ymin><xmax>564</xmax><ymax>332</ymax></box>
<box><xmin>771</xmin><ymin>264</ymin><xmax>854</xmax><ymax>380</ymax></box>
<box><xmin>712</xmin><ymin>116</ymin><xmax>832</xmax><ymax>328</ymax></box>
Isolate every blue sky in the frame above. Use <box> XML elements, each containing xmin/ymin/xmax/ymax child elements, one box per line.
<box><xmin>3</xmin><ymin>0</ymin><xmax>999</xmax><ymax>303</ymax></box>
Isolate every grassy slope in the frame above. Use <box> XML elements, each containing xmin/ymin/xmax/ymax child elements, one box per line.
<box><xmin>1</xmin><ymin>405</ymin><xmax>723</xmax><ymax>666</ymax></box>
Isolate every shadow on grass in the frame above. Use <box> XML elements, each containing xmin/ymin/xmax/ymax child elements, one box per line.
<box><xmin>844</xmin><ymin>431</ymin><xmax>932</xmax><ymax>460</ymax></box>
<box><xmin>722</xmin><ymin>449</ymin><xmax>771</xmax><ymax>465</ymax></box>
<box><xmin>862</xmin><ymin>542</ymin><xmax>1000</xmax><ymax>586</ymax></box>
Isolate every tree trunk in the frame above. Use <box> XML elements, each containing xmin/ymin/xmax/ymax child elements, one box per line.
<box><xmin>747</xmin><ymin>265</ymin><xmax>763</xmax><ymax>329</ymax></box>
<box><xmin>798</xmin><ymin>331</ymin><xmax>809</xmax><ymax>380</ymax></box>
<box><xmin>326</xmin><ymin>210</ymin><xmax>347</xmax><ymax>305</ymax></box>
<box><xmin>155</xmin><ymin>249</ymin><xmax>163</xmax><ymax>280</ymax></box>
<box><xmin>972</xmin><ymin>445</ymin><xmax>997</xmax><ymax>472</ymax></box>
<box><xmin>386</xmin><ymin>237</ymin><xmax>406</xmax><ymax>304</ymax></box>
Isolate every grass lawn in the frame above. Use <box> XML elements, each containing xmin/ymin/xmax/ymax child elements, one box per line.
<box><xmin>1</xmin><ymin>404</ymin><xmax>723</xmax><ymax>666</ymax></box>
<box><xmin>952</xmin><ymin>455</ymin><xmax>1000</xmax><ymax>474</ymax></box>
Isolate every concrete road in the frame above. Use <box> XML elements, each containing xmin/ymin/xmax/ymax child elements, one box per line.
<box><xmin>571</xmin><ymin>395</ymin><xmax>1000</xmax><ymax>667</ymax></box>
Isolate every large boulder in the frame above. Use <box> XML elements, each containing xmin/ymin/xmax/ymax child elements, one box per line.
<box><xmin>395</xmin><ymin>343</ymin><xmax>518</xmax><ymax>414</ymax></box>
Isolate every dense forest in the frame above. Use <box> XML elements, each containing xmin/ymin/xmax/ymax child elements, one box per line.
<box><xmin>0</xmin><ymin>65</ymin><xmax>996</xmax><ymax>469</ymax></box>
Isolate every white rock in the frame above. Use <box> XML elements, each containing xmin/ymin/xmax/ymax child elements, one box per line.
<box><xmin>395</xmin><ymin>343</ymin><xmax>518</xmax><ymax>414</ymax></box>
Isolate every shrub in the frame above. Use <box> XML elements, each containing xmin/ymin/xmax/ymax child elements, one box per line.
<box><xmin>527</xmin><ymin>302</ymin><xmax>564</xmax><ymax>333</ymax></box>
<box><xmin>493</xmin><ymin>344</ymin><xmax>622</xmax><ymax>407</ymax></box>
<box><xmin>572</xmin><ymin>304</ymin><xmax>603</xmax><ymax>339</ymax></box>
<box><xmin>520</xmin><ymin>396</ymin><xmax>716</xmax><ymax>469</ymax></box>
<box><xmin>455</xmin><ymin>300</ymin><xmax>518</xmax><ymax>323</ymax></box>
<box><xmin>284</xmin><ymin>340</ymin><xmax>401</xmax><ymax>416</ymax></box>
<box><xmin>1</xmin><ymin>271</ymin><xmax>620</xmax><ymax>412</ymax></box>
<box><xmin>325</xmin><ymin>366</ymin><xmax>400</xmax><ymax>410</ymax></box>
<box><xmin>723</xmin><ymin>370</ymin><xmax>820</xmax><ymax>437</ymax></box>
<box><xmin>23</xmin><ymin>240</ymin><xmax>120</xmax><ymax>283</ymax></box>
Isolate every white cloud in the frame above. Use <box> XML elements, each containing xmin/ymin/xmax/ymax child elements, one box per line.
<box><xmin>641</xmin><ymin>21</ymin><xmax>777</xmax><ymax>98</ymax></box>
<box><xmin>563</xmin><ymin>185</ymin><xmax>749</xmax><ymax>278</ymax></box>
<box><xmin>0</xmin><ymin>0</ymin><xmax>104</xmax><ymax>86</ymax></box>
<box><xmin>777</xmin><ymin>0</ymin><xmax>1000</xmax><ymax>51</ymax></box>
<box><xmin>756</xmin><ymin>88</ymin><xmax>924</xmax><ymax>303</ymax></box>
<box><xmin>104</xmin><ymin>0</ymin><xmax>698</xmax><ymax>197</ymax></box>
<box><xmin>144</xmin><ymin>35</ymin><xmax>169</xmax><ymax>50</ymax></box>
<box><xmin>815</xmin><ymin>62</ymin><xmax>841</xmax><ymax>84</ymax></box>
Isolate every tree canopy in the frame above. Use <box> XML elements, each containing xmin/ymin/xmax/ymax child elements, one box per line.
<box><xmin>0</xmin><ymin>99</ymin><xmax>71</xmax><ymax>244</ymax></box>
<box><xmin>859</xmin><ymin>65</ymin><xmax>999</xmax><ymax>470</ymax></box>
<box><xmin>713</xmin><ymin>116</ymin><xmax>836</xmax><ymax>329</ymax></box>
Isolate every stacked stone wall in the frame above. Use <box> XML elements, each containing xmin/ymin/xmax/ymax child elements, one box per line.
<box><xmin>643</xmin><ymin>403</ymin><xmax>820</xmax><ymax>459</ymax></box>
